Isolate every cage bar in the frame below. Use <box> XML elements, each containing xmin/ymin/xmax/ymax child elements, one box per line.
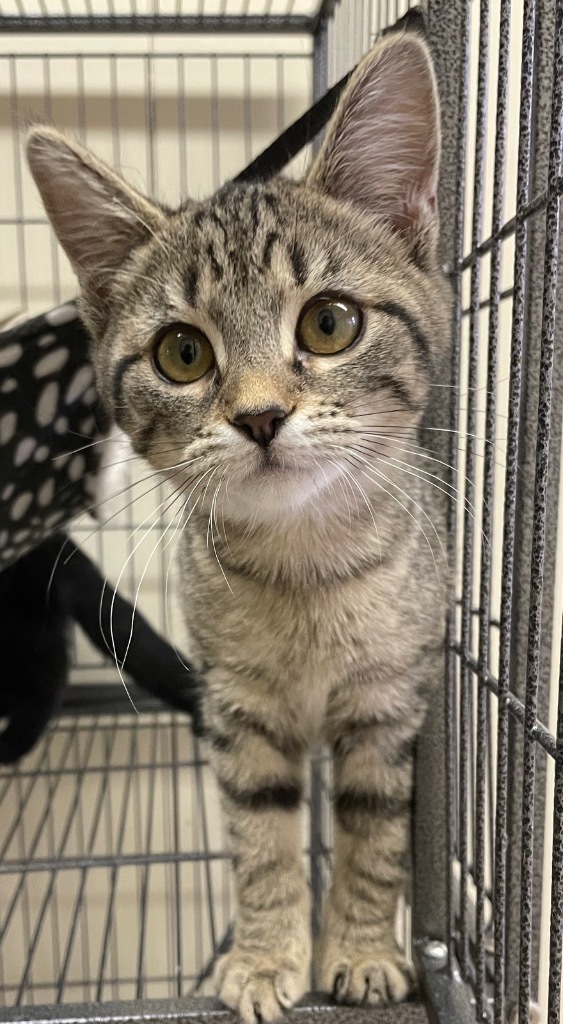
<box><xmin>2</xmin><ymin>2</ymin><xmax>563</xmax><ymax>1024</ymax></box>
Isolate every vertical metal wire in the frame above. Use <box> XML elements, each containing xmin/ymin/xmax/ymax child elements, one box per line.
<box><xmin>547</xmin><ymin>621</ymin><xmax>563</xmax><ymax>1024</ymax></box>
<box><xmin>461</xmin><ymin>0</ymin><xmax>489</xmax><ymax>982</ymax></box>
<box><xmin>518</xmin><ymin>7</ymin><xmax>563</xmax><ymax>1022</ymax></box>
<box><xmin>194</xmin><ymin>739</ymin><xmax>218</xmax><ymax>961</ymax></box>
<box><xmin>135</xmin><ymin>723</ymin><xmax>158</xmax><ymax>999</ymax></box>
<box><xmin>0</xmin><ymin>727</ymin><xmax>80</xmax><ymax>988</ymax></box>
<box><xmin>9</xmin><ymin>56</ymin><xmax>27</xmax><ymax>311</ymax></box>
<box><xmin>476</xmin><ymin>1</ymin><xmax>512</xmax><ymax>1014</ymax></box>
<box><xmin>445</xmin><ymin>0</ymin><xmax>471</xmax><ymax>967</ymax></box>
<box><xmin>110</xmin><ymin>57</ymin><xmax>120</xmax><ymax>167</ymax></box>
<box><xmin>13</xmin><ymin>775</ymin><xmax>33</xmax><ymax>999</ymax></box>
<box><xmin>40</xmin><ymin>723</ymin><xmax>62</xmax><ymax>995</ymax></box>
<box><xmin>494</xmin><ymin>3</ymin><xmax>536</xmax><ymax>1018</ymax></box>
<box><xmin>14</xmin><ymin>726</ymin><xmax>99</xmax><ymax>1005</ymax></box>
<box><xmin>171</xmin><ymin>722</ymin><xmax>183</xmax><ymax>997</ymax></box>
<box><xmin>276</xmin><ymin>56</ymin><xmax>284</xmax><ymax>138</ymax></box>
<box><xmin>96</xmin><ymin>725</ymin><xmax>138</xmax><ymax>1002</ymax></box>
<box><xmin>42</xmin><ymin>55</ymin><xmax>61</xmax><ymax>306</ymax></box>
<box><xmin>211</xmin><ymin>56</ymin><xmax>220</xmax><ymax>192</ymax></box>
<box><xmin>177</xmin><ymin>56</ymin><xmax>188</xmax><ymax>198</ymax></box>
<box><xmin>243</xmin><ymin>56</ymin><xmax>252</xmax><ymax>166</ymax></box>
<box><xmin>54</xmin><ymin>719</ymin><xmax>107</xmax><ymax>1005</ymax></box>
<box><xmin>144</xmin><ymin>54</ymin><xmax>156</xmax><ymax>203</ymax></box>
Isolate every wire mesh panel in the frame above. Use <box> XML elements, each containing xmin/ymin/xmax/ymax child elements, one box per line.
<box><xmin>0</xmin><ymin>20</ymin><xmax>314</xmax><ymax>684</ymax></box>
<box><xmin>0</xmin><ymin>715</ymin><xmax>331</xmax><ymax>1011</ymax></box>
<box><xmin>0</xmin><ymin>714</ymin><xmax>228</xmax><ymax>1006</ymax></box>
<box><xmin>0</xmin><ymin>1</ymin><xmax>321</xmax><ymax>35</ymax></box>
<box><xmin>429</xmin><ymin>0</ymin><xmax>563</xmax><ymax>1021</ymax></box>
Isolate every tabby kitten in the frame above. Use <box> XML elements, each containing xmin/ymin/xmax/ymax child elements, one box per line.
<box><xmin>27</xmin><ymin>26</ymin><xmax>449</xmax><ymax>1023</ymax></box>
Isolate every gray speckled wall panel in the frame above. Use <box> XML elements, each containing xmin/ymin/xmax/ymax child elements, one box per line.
<box><xmin>413</xmin><ymin>0</ymin><xmax>467</xmax><ymax>945</ymax></box>
<box><xmin>505</xmin><ymin>0</ymin><xmax>562</xmax><ymax>1013</ymax></box>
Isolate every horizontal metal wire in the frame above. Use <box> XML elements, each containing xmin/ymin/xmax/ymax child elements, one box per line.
<box><xmin>0</xmin><ymin>851</ymin><xmax>232</xmax><ymax>875</ymax></box>
<box><xmin>451</xmin><ymin>643</ymin><xmax>557</xmax><ymax>759</ymax></box>
<box><xmin>0</xmin><ymin>49</ymin><xmax>311</xmax><ymax>60</ymax></box>
<box><xmin>0</xmin><ymin>712</ymin><xmax>334</xmax><ymax>1008</ymax></box>
<box><xmin>443</xmin><ymin>174</ymin><xmax>563</xmax><ymax>276</ymax></box>
<box><xmin>0</xmin><ymin>14</ymin><xmax>314</xmax><ymax>33</ymax></box>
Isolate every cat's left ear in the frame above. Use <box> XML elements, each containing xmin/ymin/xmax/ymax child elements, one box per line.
<box><xmin>26</xmin><ymin>125</ymin><xmax>167</xmax><ymax>305</ymax></box>
<box><xmin>306</xmin><ymin>30</ymin><xmax>440</xmax><ymax>265</ymax></box>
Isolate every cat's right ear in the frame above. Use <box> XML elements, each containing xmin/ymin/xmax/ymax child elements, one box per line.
<box><xmin>26</xmin><ymin>126</ymin><xmax>167</xmax><ymax>304</ymax></box>
<box><xmin>306</xmin><ymin>30</ymin><xmax>440</xmax><ymax>266</ymax></box>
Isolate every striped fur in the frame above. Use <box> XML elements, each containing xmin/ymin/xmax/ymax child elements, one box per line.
<box><xmin>27</xmin><ymin>26</ymin><xmax>450</xmax><ymax>1024</ymax></box>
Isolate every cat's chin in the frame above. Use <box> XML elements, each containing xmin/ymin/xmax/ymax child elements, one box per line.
<box><xmin>223</xmin><ymin>456</ymin><xmax>342</xmax><ymax>524</ymax></box>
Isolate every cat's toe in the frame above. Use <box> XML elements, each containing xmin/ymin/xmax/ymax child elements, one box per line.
<box><xmin>323</xmin><ymin>951</ymin><xmax>415</xmax><ymax>1005</ymax></box>
<box><xmin>216</xmin><ymin>951</ymin><xmax>307</xmax><ymax>1023</ymax></box>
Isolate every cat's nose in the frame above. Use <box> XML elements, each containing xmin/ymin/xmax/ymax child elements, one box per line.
<box><xmin>232</xmin><ymin>407</ymin><xmax>288</xmax><ymax>448</ymax></box>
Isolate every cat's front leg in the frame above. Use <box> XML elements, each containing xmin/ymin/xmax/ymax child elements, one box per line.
<box><xmin>319</xmin><ymin>720</ymin><xmax>416</xmax><ymax>1005</ymax></box>
<box><xmin>207</xmin><ymin>700</ymin><xmax>310</xmax><ymax>1023</ymax></box>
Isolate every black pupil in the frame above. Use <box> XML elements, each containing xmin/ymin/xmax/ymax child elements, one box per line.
<box><xmin>318</xmin><ymin>308</ymin><xmax>336</xmax><ymax>336</ymax></box>
<box><xmin>179</xmin><ymin>336</ymin><xmax>199</xmax><ymax>365</ymax></box>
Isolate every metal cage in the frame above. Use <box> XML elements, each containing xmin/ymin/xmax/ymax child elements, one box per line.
<box><xmin>1</xmin><ymin>2</ymin><xmax>563</xmax><ymax>1024</ymax></box>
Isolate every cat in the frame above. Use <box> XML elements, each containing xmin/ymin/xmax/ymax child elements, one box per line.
<box><xmin>26</xmin><ymin>24</ymin><xmax>450</xmax><ymax>1022</ymax></box>
<box><xmin>0</xmin><ymin>533</ymin><xmax>203</xmax><ymax>762</ymax></box>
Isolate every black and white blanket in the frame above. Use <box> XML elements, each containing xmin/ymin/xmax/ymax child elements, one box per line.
<box><xmin>0</xmin><ymin>301</ymin><xmax>107</xmax><ymax>569</ymax></box>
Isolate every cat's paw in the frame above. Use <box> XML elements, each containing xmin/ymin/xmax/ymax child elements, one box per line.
<box><xmin>321</xmin><ymin>948</ymin><xmax>415</xmax><ymax>1005</ymax></box>
<box><xmin>215</xmin><ymin>950</ymin><xmax>308</xmax><ymax>1023</ymax></box>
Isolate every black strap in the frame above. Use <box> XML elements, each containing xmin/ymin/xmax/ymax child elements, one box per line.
<box><xmin>233</xmin><ymin>70</ymin><xmax>352</xmax><ymax>184</ymax></box>
<box><xmin>233</xmin><ymin>7</ymin><xmax>426</xmax><ymax>185</ymax></box>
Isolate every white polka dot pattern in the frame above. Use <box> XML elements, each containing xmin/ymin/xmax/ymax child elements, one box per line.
<box><xmin>10</xmin><ymin>492</ymin><xmax>33</xmax><ymax>521</ymax></box>
<box><xmin>46</xmin><ymin>302</ymin><xmax>77</xmax><ymax>326</ymax></box>
<box><xmin>14</xmin><ymin>437</ymin><xmax>36</xmax><ymax>467</ymax></box>
<box><xmin>68</xmin><ymin>454</ymin><xmax>86</xmax><ymax>482</ymax></box>
<box><xmin>37</xmin><ymin>332</ymin><xmax>57</xmax><ymax>348</ymax></box>
<box><xmin>0</xmin><ymin>412</ymin><xmax>17</xmax><ymax>445</ymax></box>
<box><xmin>0</xmin><ymin>299</ymin><xmax>103</xmax><ymax>569</ymax></box>
<box><xmin>65</xmin><ymin>365</ymin><xmax>94</xmax><ymax>405</ymax></box>
<box><xmin>54</xmin><ymin>416</ymin><xmax>69</xmax><ymax>435</ymax></box>
<box><xmin>37</xmin><ymin>478</ymin><xmax>55</xmax><ymax>508</ymax></box>
<box><xmin>36</xmin><ymin>381</ymin><xmax>59</xmax><ymax>427</ymax></box>
<box><xmin>0</xmin><ymin>343</ymin><xmax>22</xmax><ymax>368</ymax></box>
<box><xmin>33</xmin><ymin>348</ymin><xmax>70</xmax><ymax>378</ymax></box>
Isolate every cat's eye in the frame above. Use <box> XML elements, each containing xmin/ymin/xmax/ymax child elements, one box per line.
<box><xmin>153</xmin><ymin>324</ymin><xmax>215</xmax><ymax>383</ymax></box>
<box><xmin>296</xmin><ymin>296</ymin><xmax>363</xmax><ymax>355</ymax></box>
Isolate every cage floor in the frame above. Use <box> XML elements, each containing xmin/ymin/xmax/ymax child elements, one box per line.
<box><xmin>0</xmin><ymin>711</ymin><xmax>232</xmax><ymax>1008</ymax></box>
<box><xmin>1</xmin><ymin>996</ymin><xmax>430</xmax><ymax>1024</ymax></box>
<box><xmin>0</xmin><ymin>711</ymin><xmax>425</xmax><ymax>1024</ymax></box>
<box><xmin>0</xmin><ymin>710</ymin><xmax>337</xmax><ymax>1016</ymax></box>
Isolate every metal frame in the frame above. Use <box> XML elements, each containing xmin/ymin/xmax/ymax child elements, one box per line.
<box><xmin>0</xmin><ymin>15</ymin><xmax>314</xmax><ymax>34</ymax></box>
<box><xmin>2</xmin><ymin>1</ymin><xmax>563</xmax><ymax>1023</ymax></box>
<box><xmin>430</xmin><ymin>2</ymin><xmax>563</xmax><ymax>1024</ymax></box>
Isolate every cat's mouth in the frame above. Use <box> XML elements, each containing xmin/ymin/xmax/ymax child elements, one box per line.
<box><xmin>254</xmin><ymin>446</ymin><xmax>307</xmax><ymax>476</ymax></box>
<box><xmin>260</xmin><ymin>448</ymin><xmax>282</xmax><ymax>470</ymax></box>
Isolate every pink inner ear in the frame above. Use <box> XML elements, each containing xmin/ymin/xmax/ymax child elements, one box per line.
<box><xmin>307</xmin><ymin>36</ymin><xmax>440</xmax><ymax>243</ymax></box>
<box><xmin>26</xmin><ymin>128</ymin><xmax>166</xmax><ymax>302</ymax></box>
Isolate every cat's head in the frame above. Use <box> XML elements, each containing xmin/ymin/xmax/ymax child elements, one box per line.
<box><xmin>26</xmin><ymin>29</ymin><xmax>449</xmax><ymax>525</ymax></box>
